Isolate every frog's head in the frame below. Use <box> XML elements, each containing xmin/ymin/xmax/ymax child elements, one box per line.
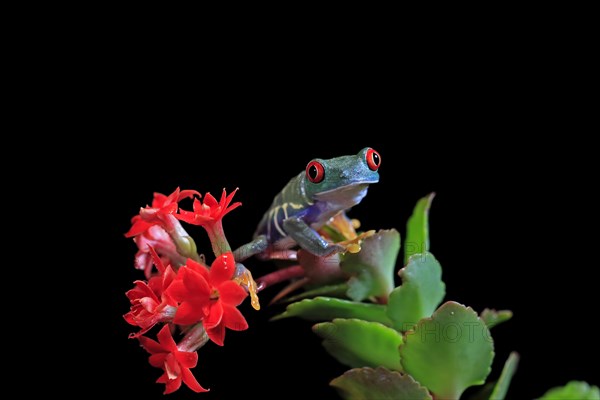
<box><xmin>304</xmin><ymin>147</ymin><xmax>381</xmax><ymax>205</ymax></box>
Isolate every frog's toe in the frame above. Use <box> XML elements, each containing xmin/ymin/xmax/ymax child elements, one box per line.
<box><xmin>234</xmin><ymin>263</ymin><xmax>261</xmax><ymax>310</ymax></box>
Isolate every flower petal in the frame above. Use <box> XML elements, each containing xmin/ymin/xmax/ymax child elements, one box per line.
<box><xmin>203</xmin><ymin>192</ymin><xmax>219</xmax><ymax>208</ymax></box>
<box><xmin>191</xmin><ymin>197</ymin><xmax>204</xmax><ymax>213</ymax></box>
<box><xmin>222</xmin><ymin>188</ymin><xmax>242</xmax><ymax>215</ymax></box>
<box><xmin>209</xmin><ymin>252</ymin><xmax>236</xmax><ymax>286</ymax></box>
<box><xmin>178</xmin><ymin>189</ymin><xmax>201</xmax><ymax>202</ymax></box>
<box><xmin>206</xmin><ymin>324</ymin><xmax>226</xmax><ymax>346</ymax></box>
<box><xmin>127</xmin><ymin>326</ymin><xmax>154</xmax><ymax>339</ymax></box>
<box><xmin>173</xmin><ymin>301</ymin><xmax>206</xmax><ymax>325</ymax></box>
<box><xmin>123</xmin><ymin>312</ymin><xmax>136</xmax><ymax>326</ymax></box>
<box><xmin>162</xmin><ymin>202</ymin><xmax>178</xmax><ymax>215</ymax></box>
<box><xmin>218</xmin><ymin>280</ymin><xmax>248</xmax><ymax>306</ymax></box>
<box><xmin>126</xmin><ymin>281</ymin><xmax>157</xmax><ymax>302</ymax></box>
<box><xmin>222</xmin><ymin>201</ymin><xmax>241</xmax><ymax>218</ymax></box>
<box><xmin>148</xmin><ymin>353</ymin><xmax>167</xmax><ymax>368</ymax></box>
<box><xmin>125</xmin><ymin>218</ymin><xmax>152</xmax><ymax>237</ymax></box>
<box><xmin>204</xmin><ymin>301</ymin><xmax>223</xmax><ymax>329</ymax></box>
<box><xmin>139</xmin><ymin>207</ymin><xmax>159</xmax><ymax>221</ymax></box>
<box><xmin>166</xmin><ymin>280</ymin><xmax>188</xmax><ymax>302</ymax></box>
<box><xmin>156</xmin><ymin>324</ymin><xmax>177</xmax><ymax>351</ymax></box>
<box><xmin>134</xmin><ymin>252</ymin><xmax>153</xmax><ymax>279</ymax></box>
<box><xmin>139</xmin><ymin>335</ymin><xmax>164</xmax><ymax>354</ymax></box>
<box><xmin>181</xmin><ymin>367</ymin><xmax>209</xmax><ymax>393</ymax></box>
<box><xmin>162</xmin><ymin>265</ymin><xmax>177</xmax><ymax>292</ymax></box>
<box><xmin>163</xmin><ymin>188</ymin><xmax>180</xmax><ymax>207</ymax></box>
<box><xmin>224</xmin><ymin>187</ymin><xmax>238</xmax><ymax>206</ymax></box>
<box><xmin>162</xmin><ymin>375</ymin><xmax>182</xmax><ymax>394</ymax></box>
<box><xmin>164</xmin><ymin>352</ymin><xmax>181</xmax><ymax>379</ymax></box>
<box><xmin>174</xmin><ymin>350</ymin><xmax>198</xmax><ymax>369</ymax></box>
<box><xmin>175</xmin><ymin>209</ymin><xmax>196</xmax><ymax>224</ymax></box>
<box><xmin>185</xmin><ymin>259</ymin><xmax>210</xmax><ymax>280</ymax></box>
<box><xmin>147</xmin><ymin>246</ymin><xmax>165</xmax><ymax>274</ymax></box>
<box><xmin>152</xmin><ymin>192</ymin><xmax>169</xmax><ymax>208</ymax></box>
<box><xmin>182</xmin><ymin>268</ymin><xmax>211</xmax><ymax>296</ymax></box>
<box><xmin>222</xmin><ymin>304</ymin><xmax>249</xmax><ymax>331</ymax></box>
<box><xmin>139</xmin><ymin>297</ymin><xmax>159</xmax><ymax>312</ymax></box>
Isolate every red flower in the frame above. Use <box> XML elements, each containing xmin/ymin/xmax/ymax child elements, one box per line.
<box><xmin>139</xmin><ymin>325</ymin><xmax>207</xmax><ymax>394</ymax></box>
<box><xmin>168</xmin><ymin>252</ymin><xmax>249</xmax><ymax>346</ymax></box>
<box><xmin>126</xmin><ymin>187</ymin><xmax>199</xmax><ymax>238</ymax></box>
<box><xmin>166</xmin><ymin>258</ymin><xmax>212</xmax><ymax>326</ymax></box>
<box><xmin>124</xmin><ymin>247</ymin><xmax>177</xmax><ymax>337</ymax></box>
<box><xmin>176</xmin><ymin>188</ymin><xmax>241</xmax><ymax>227</ymax></box>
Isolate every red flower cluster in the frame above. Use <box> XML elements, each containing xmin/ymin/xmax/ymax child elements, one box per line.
<box><xmin>124</xmin><ymin>188</ymin><xmax>252</xmax><ymax>394</ymax></box>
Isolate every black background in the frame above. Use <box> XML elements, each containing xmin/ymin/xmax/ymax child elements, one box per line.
<box><xmin>81</xmin><ymin>30</ymin><xmax>598</xmax><ymax>399</ymax></box>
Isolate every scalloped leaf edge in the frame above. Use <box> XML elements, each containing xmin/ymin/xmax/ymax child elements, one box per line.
<box><xmin>331</xmin><ymin>367</ymin><xmax>432</xmax><ymax>400</ymax></box>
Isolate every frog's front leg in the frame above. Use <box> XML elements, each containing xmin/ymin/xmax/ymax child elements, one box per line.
<box><xmin>282</xmin><ymin>217</ymin><xmax>345</xmax><ymax>257</ymax></box>
<box><xmin>233</xmin><ymin>235</ymin><xmax>268</xmax><ymax>262</ymax></box>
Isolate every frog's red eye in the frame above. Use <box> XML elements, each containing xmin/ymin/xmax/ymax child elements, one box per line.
<box><xmin>306</xmin><ymin>161</ymin><xmax>325</xmax><ymax>183</ymax></box>
<box><xmin>366</xmin><ymin>148</ymin><xmax>381</xmax><ymax>171</ymax></box>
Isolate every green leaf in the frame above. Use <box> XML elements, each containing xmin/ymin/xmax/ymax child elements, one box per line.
<box><xmin>405</xmin><ymin>192</ymin><xmax>435</xmax><ymax>264</ymax></box>
<box><xmin>480</xmin><ymin>308</ymin><xmax>513</xmax><ymax>329</ymax></box>
<box><xmin>283</xmin><ymin>283</ymin><xmax>349</xmax><ymax>303</ymax></box>
<box><xmin>386</xmin><ymin>252</ymin><xmax>445</xmax><ymax>331</ymax></box>
<box><xmin>330</xmin><ymin>367</ymin><xmax>432</xmax><ymax>400</ymax></box>
<box><xmin>489</xmin><ymin>352</ymin><xmax>519</xmax><ymax>400</ymax></box>
<box><xmin>341</xmin><ymin>229</ymin><xmax>400</xmax><ymax>302</ymax></box>
<box><xmin>271</xmin><ymin>297</ymin><xmax>392</xmax><ymax>326</ymax></box>
<box><xmin>400</xmin><ymin>301</ymin><xmax>494</xmax><ymax>400</ymax></box>
<box><xmin>313</xmin><ymin>318</ymin><xmax>403</xmax><ymax>371</ymax></box>
<box><xmin>538</xmin><ymin>381</ymin><xmax>600</xmax><ymax>400</ymax></box>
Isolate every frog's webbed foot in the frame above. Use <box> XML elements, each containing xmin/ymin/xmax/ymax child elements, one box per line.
<box><xmin>336</xmin><ymin>230</ymin><xmax>376</xmax><ymax>253</ymax></box>
<box><xmin>319</xmin><ymin>243</ymin><xmax>346</xmax><ymax>257</ymax></box>
<box><xmin>234</xmin><ymin>263</ymin><xmax>260</xmax><ymax>310</ymax></box>
<box><xmin>319</xmin><ymin>213</ymin><xmax>375</xmax><ymax>254</ymax></box>
<box><xmin>326</xmin><ymin>212</ymin><xmax>360</xmax><ymax>241</ymax></box>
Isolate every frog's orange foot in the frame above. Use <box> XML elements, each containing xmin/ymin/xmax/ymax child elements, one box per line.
<box><xmin>324</xmin><ymin>213</ymin><xmax>359</xmax><ymax>241</ymax></box>
<box><xmin>234</xmin><ymin>264</ymin><xmax>260</xmax><ymax>310</ymax></box>
<box><xmin>337</xmin><ymin>230</ymin><xmax>376</xmax><ymax>254</ymax></box>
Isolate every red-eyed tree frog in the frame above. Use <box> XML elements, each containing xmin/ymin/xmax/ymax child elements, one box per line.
<box><xmin>234</xmin><ymin>147</ymin><xmax>381</xmax><ymax>262</ymax></box>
